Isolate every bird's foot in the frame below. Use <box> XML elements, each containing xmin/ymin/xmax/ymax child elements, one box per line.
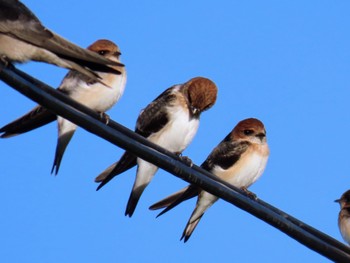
<box><xmin>241</xmin><ymin>187</ymin><xmax>257</xmax><ymax>200</ymax></box>
<box><xmin>0</xmin><ymin>56</ymin><xmax>14</xmax><ymax>69</ymax></box>
<box><xmin>176</xmin><ymin>153</ymin><xmax>193</xmax><ymax>167</ymax></box>
<box><xmin>99</xmin><ymin>112</ymin><xmax>110</xmax><ymax>125</ymax></box>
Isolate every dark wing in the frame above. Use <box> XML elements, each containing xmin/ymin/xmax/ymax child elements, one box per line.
<box><xmin>0</xmin><ymin>105</ymin><xmax>56</xmax><ymax>138</ymax></box>
<box><xmin>0</xmin><ymin>0</ymin><xmax>122</xmax><ymax>73</ymax></box>
<box><xmin>96</xmin><ymin>88</ymin><xmax>177</xmax><ymax>190</ymax></box>
<box><xmin>135</xmin><ymin>87</ymin><xmax>177</xmax><ymax>138</ymax></box>
<box><xmin>96</xmin><ymin>151</ymin><xmax>137</xmax><ymax>190</ymax></box>
<box><xmin>149</xmin><ymin>135</ymin><xmax>250</xmax><ymax>217</ymax></box>
<box><xmin>0</xmin><ymin>0</ymin><xmax>40</xmax><ymax>22</ymax></box>
<box><xmin>201</xmin><ymin>135</ymin><xmax>250</xmax><ymax>171</ymax></box>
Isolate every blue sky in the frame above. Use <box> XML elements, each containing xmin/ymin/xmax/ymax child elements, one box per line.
<box><xmin>1</xmin><ymin>1</ymin><xmax>350</xmax><ymax>262</ymax></box>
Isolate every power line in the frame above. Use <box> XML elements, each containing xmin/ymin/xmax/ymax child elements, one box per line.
<box><xmin>1</xmin><ymin>63</ymin><xmax>350</xmax><ymax>262</ymax></box>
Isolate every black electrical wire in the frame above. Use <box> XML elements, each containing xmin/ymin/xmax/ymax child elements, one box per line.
<box><xmin>1</xmin><ymin>63</ymin><xmax>350</xmax><ymax>262</ymax></box>
<box><xmin>7</xmin><ymin>64</ymin><xmax>349</xmax><ymax>254</ymax></box>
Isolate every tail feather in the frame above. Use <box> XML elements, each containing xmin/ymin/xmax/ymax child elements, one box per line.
<box><xmin>149</xmin><ymin>187</ymin><xmax>190</xmax><ymax>210</ymax></box>
<box><xmin>58</xmin><ymin>57</ymin><xmax>123</xmax><ymax>87</ymax></box>
<box><xmin>96</xmin><ymin>152</ymin><xmax>137</xmax><ymax>190</ymax></box>
<box><xmin>125</xmin><ymin>161</ymin><xmax>158</xmax><ymax>217</ymax></box>
<box><xmin>58</xmin><ymin>57</ymin><xmax>102</xmax><ymax>82</ymax></box>
<box><xmin>61</xmin><ymin>56</ymin><xmax>122</xmax><ymax>75</ymax></box>
<box><xmin>181</xmin><ymin>192</ymin><xmax>218</xmax><ymax>242</ymax></box>
<box><xmin>47</xmin><ymin>32</ymin><xmax>124</xmax><ymax>68</ymax></box>
<box><xmin>125</xmin><ymin>184</ymin><xmax>148</xmax><ymax>217</ymax></box>
<box><xmin>181</xmin><ymin>214</ymin><xmax>203</xmax><ymax>242</ymax></box>
<box><xmin>24</xmin><ymin>31</ymin><xmax>124</xmax><ymax>77</ymax></box>
<box><xmin>46</xmin><ymin>33</ymin><xmax>124</xmax><ymax>81</ymax></box>
<box><xmin>51</xmin><ymin>129</ymin><xmax>75</xmax><ymax>175</ymax></box>
<box><xmin>149</xmin><ymin>185</ymin><xmax>200</xmax><ymax>217</ymax></box>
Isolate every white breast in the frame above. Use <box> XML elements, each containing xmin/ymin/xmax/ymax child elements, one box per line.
<box><xmin>148</xmin><ymin>105</ymin><xmax>199</xmax><ymax>153</ymax></box>
<box><xmin>61</xmin><ymin>71</ymin><xmax>126</xmax><ymax>113</ymax></box>
<box><xmin>340</xmin><ymin>216</ymin><xmax>350</xmax><ymax>244</ymax></box>
<box><xmin>212</xmin><ymin>147</ymin><xmax>268</xmax><ymax>188</ymax></box>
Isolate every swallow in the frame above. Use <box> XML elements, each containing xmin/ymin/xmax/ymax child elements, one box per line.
<box><xmin>150</xmin><ymin>118</ymin><xmax>269</xmax><ymax>242</ymax></box>
<box><xmin>0</xmin><ymin>0</ymin><xmax>124</xmax><ymax>82</ymax></box>
<box><xmin>0</xmin><ymin>39</ymin><xmax>126</xmax><ymax>174</ymax></box>
<box><xmin>335</xmin><ymin>190</ymin><xmax>350</xmax><ymax>245</ymax></box>
<box><xmin>95</xmin><ymin>77</ymin><xmax>218</xmax><ymax>217</ymax></box>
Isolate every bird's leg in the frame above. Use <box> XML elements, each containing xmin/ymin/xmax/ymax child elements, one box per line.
<box><xmin>0</xmin><ymin>56</ymin><xmax>13</xmax><ymax>68</ymax></box>
<box><xmin>99</xmin><ymin>112</ymin><xmax>110</xmax><ymax>125</ymax></box>
<box><xmin>176</xmin><ymin>152</ymin><xmax>193</xmax><ymax>167</ymax></box>
<box><xmin>241</xmin><ymin>187</ymin><xmax>257</xmax><ymax>200</ymax></box>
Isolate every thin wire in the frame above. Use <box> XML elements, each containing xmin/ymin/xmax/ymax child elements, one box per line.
<box><xmin>1</xmin><ymin>63</ymin><xmax>350</xmax><ymax>262</ymax></box>
<box><xmin>9</xmin><ymin>65</ymin><xmax>349</xmax><ymax>253</ymax></box>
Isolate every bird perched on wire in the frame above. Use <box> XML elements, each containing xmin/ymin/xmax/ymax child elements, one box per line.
<box><xmin>95</xmin><ymin>77</ymin><xmax>218</xmax><ymax>217</ymax></box>
<box><xmin>150</xmin><ymin>118</ymin><xmax>269</xmax><ymax>242</ymax></box>
<box><xmin>0</xmin><ymin>39</ymin><xmax>126</xmax><ymax>175</ymax></box>
<box><xmin>0</xmin><ymin>0</ymin><xmax>124</xmax><ymax>82</ymax></box>
<box><xmin>335</xmin><ymin>190</ymin><xmax>350</xmax><ymax>245</ymax></box>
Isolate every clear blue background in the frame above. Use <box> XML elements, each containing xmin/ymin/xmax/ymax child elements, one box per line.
<box><xmin>1</xmin><ymin>1</ymin><xmax>349</xmax><ymax>262</ymax></box>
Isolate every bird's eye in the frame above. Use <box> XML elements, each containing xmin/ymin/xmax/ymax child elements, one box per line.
<box><xmin>98</xmin><ymin>50</ymin><xmax>108</xmax><ymax>56</ymax></box>
<box><xmin>243</xmin><ymin>129</ymin><xmax>253</xmax><ymax>135</ymax></box>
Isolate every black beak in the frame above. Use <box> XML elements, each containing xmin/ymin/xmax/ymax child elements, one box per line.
<box><xmin>191</xmin><ymin>106</ymin><xmax>200</xmax><ymax>117</ymax></box>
